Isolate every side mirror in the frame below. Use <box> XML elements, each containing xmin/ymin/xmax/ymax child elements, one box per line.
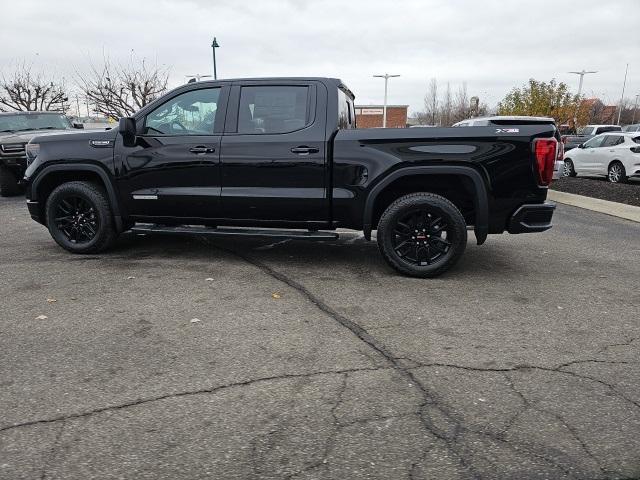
<box><xmin>578</xmin><ymin>143</ymin><xmax>585</xmax><ymax>149</ymax></box>
<box><xmin>72</xmin><ymin>123</ymin><xmax>84</xmax><ymax>129</ymax></box>
<box><xmin>118</xmin><ymin>117</ymin><xmax>137</xmax><ymax>147</ymax></box>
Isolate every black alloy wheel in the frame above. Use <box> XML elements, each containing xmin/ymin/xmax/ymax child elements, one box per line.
<box><xmin>392</xmin><ymin>209</ymin><xmax>451</xmax><ymax>266</ymax></box>
<box><xmin>53</xmin><ymin>195</ymin><xmax>99</xmax><ymax>244</ymax></box>
<box><xmin>45</xmin><ymin>181</ymin><xmax>117</xmax><ymax>254</ymax></box>
<box><xmin>377</xmin><ymin>192</ymin><xmax>467</xmax><ymax>278</ymax></box>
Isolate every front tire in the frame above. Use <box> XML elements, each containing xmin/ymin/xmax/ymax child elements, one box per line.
<box><xmin>377</xmin><ymin>192</ymin><xmax>467</xmax><ymax>278</ymax></box>
<box><xmin>0</xmin><ymin>165</ymin><xmax>22</xmax><ymax>197</ymax></box>
<box><xmin>563</xmin><ymin>159</ymin><xmax>577</xmax><ymax>177</ymax></box>
<box><xmin>607</xmin><ymin>161</ymin><xmax>627</xmax><ymax>183</ymax></box>
<box><xmin>45</xmin><ymin>181</ymin><xmax>118</xmax><ymax>253</ymax></box>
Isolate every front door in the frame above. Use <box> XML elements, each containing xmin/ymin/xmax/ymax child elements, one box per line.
<box><xmin>119</xmin><ymin>86</ymin><xmax>228</xmax><ymax>221</ymax></box>
<box><xmin>219</xmin><ymin>83</ymin><xmax>328</xmax><ymax>223</ymax></box>
<box><xmin>576</xmin><ymin>135</ymin><xmax>606</xmax><ymax>174</ymax></box>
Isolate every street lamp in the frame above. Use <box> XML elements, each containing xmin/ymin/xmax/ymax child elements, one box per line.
<box><xmin>211</xmin><ymin>37</ymin><xmax>220</xmax><ymax>80</ymax></box>
<box><xmin>185</xmin><ymin>74</ymin><xmax>212</xmax><ymax>83</ymax></box>
<box><xmin>373</xmin><ymin>73</ymin><xmax>400</xmax><ymax>128</ymax></box>
<box><xmin>569</xmin><ymin>69</ymin><xmax>597</xmax><ymax>130</ymax></box>
<box><xmin>632</xmin><ymin>94</ymin><xmax>639</xmax><ymax>125</ymax></box>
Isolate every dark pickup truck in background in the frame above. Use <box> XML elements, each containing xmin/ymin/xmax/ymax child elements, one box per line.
<box><xmin>0</xmin><ymin>111</ymin><xmax>82</xmax><ymax>197</ymax></box>
<box><xmin>23</xmin><ymin>77</ymin><xmax>559</xmax><ymax>277</ymax></box>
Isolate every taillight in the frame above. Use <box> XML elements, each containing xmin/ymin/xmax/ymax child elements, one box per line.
<box><xmin>534</xmin><ymin>138</ymin><xmax>557</xmax><ymax>186</ymax></box>
<box><xmin>557</xmin><ymin>141</ymin><xmax>564</xmax><ymax>161</ymax></box>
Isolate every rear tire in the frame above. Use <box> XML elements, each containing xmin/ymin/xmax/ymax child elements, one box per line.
<box><xmin>607</xmin><ymin>161</ymin><xmax>627</xmax><ymax>183</ymax></box>
<box><xmin>563</xmin><ymin>159</ymin><xmax>577</xmax><ymax>177</ymax></box>
<box><xmin>376</xmin><ymin>192</ymin><xmax>467</xmax><ymax>278</ymax></box>
<box><xmin>45</xmin><ymin>181</ymin><xmax>118</xmax><ymax>253</ymax></box>
<box><xmin>0</xmin><ymin>165</ymin><xmax>22</xmax><ymax>197</ymax></box>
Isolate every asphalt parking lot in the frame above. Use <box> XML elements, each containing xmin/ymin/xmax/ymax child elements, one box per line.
<box><xmin>1</xmin><ymin>195</ymin><xmax>639</xmax><ymax>480</ymax></box>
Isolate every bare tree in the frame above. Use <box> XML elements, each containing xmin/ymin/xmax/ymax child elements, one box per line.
<box><xmin>0</xmin><ymin>63</ymin><xmax>68</xmax><ymax>112</ymax></box>
<box><xmin>77</xmin><ymin>57</ymin><xmax>169</xmax><ymax>120</ymax></box>
<box><xmin>440</xmin><ymin>82</ymin><xmax>453</xmax><ymax>126</ymax></box>
<box><xmin>423</xmin><ymin>78</ymin><xmax>439</xmax><ymax>125</ymax></box>
<box><xmin>452</xmin><ymin>82</ymin><xmax>469</xmax><ymax>123</ymax></box>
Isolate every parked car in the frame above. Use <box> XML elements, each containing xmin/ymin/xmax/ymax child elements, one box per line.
<box><xmin>23</xmin><ymin>77</ymin><xmax>559</xmax><ymax>278</ymax></box>
<box><xmin>0</xmin><ymin>111</ymin><xmax>81</xmax><ymax>196</ymax></box>
<box><xmin>623</xmin><ymin>123</ymin><xmax>640</xmax><ymax>132</ymax></box>
<box><xmin>563</xmin><ymin>132</ymin><xmax>640</xmax><ymax>183</ymax></box>
<box><xmin>452</xmin><ymin>116</ymin><xmax>564</xmax><ymax>179</ymax></box>
<box><xmin>561</xmin><ymin>124</ymin><xmax>622</xmax><ymax>151</ymax></box>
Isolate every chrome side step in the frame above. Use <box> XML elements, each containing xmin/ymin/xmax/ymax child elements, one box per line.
<box><xmin>130</xmin><ymin>224</ymin><xmax>339</xmax><ymax>241</ymax></box>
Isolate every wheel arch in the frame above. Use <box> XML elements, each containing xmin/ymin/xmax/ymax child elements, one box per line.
<box><xmin>31</xmin><ymin>164</ymin><xmax>123</xmax><ymax>232</ymax></box>
<box><xmin>362</xmin><ymin>166</ymin><xmax>489</xmax><ymax>245</ymax></box>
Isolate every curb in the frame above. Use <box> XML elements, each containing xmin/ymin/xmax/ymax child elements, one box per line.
<box><xmin>548</xmin><ymin>190</ymin><xmax>640</xmax><ymax>223</ymax></box>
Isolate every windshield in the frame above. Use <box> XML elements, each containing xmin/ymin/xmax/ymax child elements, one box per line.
<box><xmin>0</xmin><ymin>113</ymin><xmax>72</xmax><ymax>133</ymax></box>
<box><xmin>578</xmin><ymin>126</ymin><xmax>594</xmax><ymax>135</ymax></box>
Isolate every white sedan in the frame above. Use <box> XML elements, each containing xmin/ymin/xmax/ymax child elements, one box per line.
<box><xmin>563</xmin><ymin>132</ymin><xmax>640</xmax><ymax>183</ymax></box>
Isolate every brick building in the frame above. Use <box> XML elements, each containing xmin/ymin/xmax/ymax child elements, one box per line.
<box><xmin>355</xmin><ymin>105</ymin><xmax>409</xmax><ymax>128</ymax></box>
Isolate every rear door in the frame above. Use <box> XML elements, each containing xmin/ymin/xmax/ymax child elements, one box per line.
<box><xmin>120</xmin><ymin>85</ymin><xmax>229</xmax><ymax>220</ymax></box>
<box><xmin>600</xmin><ymin>134</ymin><xmax>625</xmax><ymax>173</ymax></box>
<box><xmin>219</xmin><ymin>81</ymin><xmax>328</xmax><ymax>223</ymax></box>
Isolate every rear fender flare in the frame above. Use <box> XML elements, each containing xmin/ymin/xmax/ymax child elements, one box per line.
<box><xmin>362</xmin><ymin>166</ymin><xmax>489</xmax><ymax>245</ymax></box>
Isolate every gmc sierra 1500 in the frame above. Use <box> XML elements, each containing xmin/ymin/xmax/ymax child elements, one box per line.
<box><xmin>23</xmin><ymin>77</ymin><xmax>559</xmax><ymax>277</ymax></box>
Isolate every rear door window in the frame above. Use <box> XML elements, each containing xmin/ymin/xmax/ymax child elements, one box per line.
<box><xmin>237</xmin><ymin>86</ymin><xmax>310</xmax><ymax>134</ymax></box>
<box><xmin>602</xmin><ymin>135</ymin><xmax>624</xmax><ymax>147</ymax></box>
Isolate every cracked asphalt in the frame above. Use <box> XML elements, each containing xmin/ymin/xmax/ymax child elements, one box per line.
<box><xmin>1</xmin><ymin>195</ymin><xmax>639</xmax><ymax>480</ymax></box>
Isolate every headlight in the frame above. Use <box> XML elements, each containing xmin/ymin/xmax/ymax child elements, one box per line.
<box><xmin>25</xmin><ymin>143</ymin><xmax>40</xmax><ymax>165</ymax></box>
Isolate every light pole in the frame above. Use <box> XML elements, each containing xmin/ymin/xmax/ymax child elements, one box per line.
<box><xmin>569</xmin><ymin>69</ymin><xmax>597</xmax><ymax>130</ymax></box>
<box><xmin>211</xmin><ymin>37</ymin><xmax>220</xmax><ymax>80</ymax></box>
<box><xmin>373</xmin><ymin>73</ymin><xmax>400</xmax><ymax>127</ymax></box>
<box><xmin>185</xmin><ymin>74</ymin><xmax>212</xmax><ymax>83</ymax></box>
<box><xmin>632</xmin><ymin>94</ymin><xmax>639</xmax><ymax>125</ymax></box>
<box><xmin>616</xmin><ymin>63</ymin><xmax>629</xmax><ymax>125</ymax></box>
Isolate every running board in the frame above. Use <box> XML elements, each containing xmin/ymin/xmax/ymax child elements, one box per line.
<box><xmin>130</xmin><ymin>224</ymin><xmax>339</xmax><ymax>241</ymax></box>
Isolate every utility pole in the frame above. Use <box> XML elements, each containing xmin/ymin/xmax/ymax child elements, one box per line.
<box><xmin>616</xmin><ymin>63</ymin><xmax>629</xmax><ymax>125</ymax></box>
<box><xmin>569</xmin><ymin>69</ymin><xmax>597</xmax><ymax>130</ymax></box>
<box><xmin>211</xmin><ymin>37</ymin><xmax>220</xmax><ymax>80</ymax></box>
<box><xmin>632</xmin><ymin>94</ymin><xmax>639</xmax><ymax>125</ymax></box>
<box><xmin>373</xmin><ymin>73</ymin><xmax>400</xmax><ymax>127</ymax></box>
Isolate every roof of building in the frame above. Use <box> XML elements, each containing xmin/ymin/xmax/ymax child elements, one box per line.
<box><xmin>355</xmin><ymin>105</ymin><xmax>409</xmax><ymax>108</ymax></box>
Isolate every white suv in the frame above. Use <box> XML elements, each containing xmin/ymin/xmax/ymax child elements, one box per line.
<box><xmin>563</xmin><ymin>132</ymin><xmax>640</xmax><ymax>183</ymax></box>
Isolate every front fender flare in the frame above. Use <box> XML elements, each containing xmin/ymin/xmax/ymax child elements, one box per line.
<box><xmin>362</xmin><ymin>166</ymin><xmax>489</xmax><ymax>245</ymax></box>
<box><xmin>31</xmin><ymin>163</ymin><xmax>123</xmax><ymax>232</ymax></box>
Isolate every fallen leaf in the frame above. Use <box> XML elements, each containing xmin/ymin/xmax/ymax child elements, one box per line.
<box><xmin>190</xmin><ymin>318</ymin><xmax>201</xmax><ymax>323</ymax></box>
<box><xmin>46</xmin><ymin>298</ymin><xmax>57</xmax><ymax>303</ymax></box>
<box><xmin>272</xmin><ymin>293</ymin><xmax>281</xmax><ymax>299</ymax></box>
<box><xmin>205</xmin><ymin>278</ymin><xmax>214</xmax><ymax>282</ymax></box>
<box><xmin>557</xmin><ymin>306</ymin><xmax>564</xmax><ymax>310</ymax></box>
<box><xmin>35</xmin><ymin>315</ymin><xmax>48</xmax><ymax>320</ymax></box>
<box><xmin>127</xmin><ymin>276</ymin><xmax>135</xmax><ymax>280</ymax></box>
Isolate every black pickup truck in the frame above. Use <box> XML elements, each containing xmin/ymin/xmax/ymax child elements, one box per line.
<box><xmin>23</xmin><ymin>77</ymin><xmax>559</xmax><ymax>277</ymax></box>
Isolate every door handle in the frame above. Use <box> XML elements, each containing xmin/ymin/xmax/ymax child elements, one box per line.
<box><xmin>290</xmin><ymin>146</ymin><xmax>319</xmax><ymax>155</ymax></box>
<box><xmin>189</xmin><ymin>146</ymin><xmax>215</xmax><ymax>154</ymax></box>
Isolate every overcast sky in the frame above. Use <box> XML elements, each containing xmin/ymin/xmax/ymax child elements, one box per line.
<box><xmin>1</xmin><ymin>0</ymin><xmax>638</xmax><ymax>114</ymax></box>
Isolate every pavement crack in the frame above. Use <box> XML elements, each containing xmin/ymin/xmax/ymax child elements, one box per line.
<box><xmin>407</xmin><ymin>361</ymin><xmax>640</xmax><ymax>411</ymax></box>
<box><xmin>0</xmin><ymin>366</ymin><xmax>386</xmax><ymax>434</ymax></box>
<box><xmin>209</xmin><ymin>243</ymin><xmax>486</xmax><ymax>479</ymax></box>
<box><xmin>39</xmin><ymin>420</ymin><xmax>64</xmax><ymax>480</ymax></box>
<box><xmin>597</xmin><ymin>337</ymin><xmax>639</xmax><ymax>354</ymax></box>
